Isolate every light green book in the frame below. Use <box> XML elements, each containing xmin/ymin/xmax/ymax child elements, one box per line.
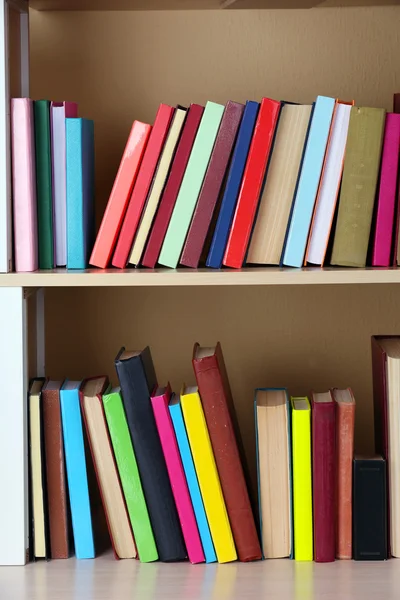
<box><xmin>158</xmin><ymin>101</ymin><xmax>225</xmax><ymax>268</ymax></box>
<box><xmin>103</xmin><ymin>388</ymin><xmax>158</xmax><ymax>562</ymax></box>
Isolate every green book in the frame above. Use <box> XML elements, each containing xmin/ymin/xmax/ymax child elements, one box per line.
<box><xmin>331</xmin><ymin>106</ymin><xmax>386</xmax><ymax>268</ymax></box>
<box><xmin>158</xmin><ymin>101</ymin><xmax>225</xmax><ymax>268</ymax></box>
<box><xmin>34</xmin><ymin>100</ymin><xmax>54</xmax><ymax>269</ymax></box>
<box><xmin>102</xmin><ymin>388</ymin><xmax>158</xmax><ymax>563</ymax></box>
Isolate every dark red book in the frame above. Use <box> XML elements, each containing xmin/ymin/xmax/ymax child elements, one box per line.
<box><xmin>112</xmin><ymin>104</ymin><xmax>175</xmax><ymax>269</ymax></box>
<box><xmin>223</xmin><ymin>98</ymin><xmax>281</xmax><ymax>268</ymax></box>
<box><xmin>192</xmin><ymin>342</ymin><xmax>261</xmax><ymax>562</ymax></box>
<box><xmin>141</xmin><ymin>104</ymin><xmax>204</xmax><ymax>269</ymax></box>
<box><xmin>312</xmin><ymin>391</ymin><xmax>336</xmax><ymax>563</ymax></box>
<box><xmin>180</xmin><ymin>101</ymin><xmax>244</xmax><ymax>268</ymax></box>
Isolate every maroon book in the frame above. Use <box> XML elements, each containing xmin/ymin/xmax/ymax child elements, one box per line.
<box><xmin>141</xmin><ymin>104</ymin><xmax>204</xmax><ymax>268</ymax></box>
<box><xmin>312</xmin><ymin>391</ymin><xmax>336</xmax><ymax>563</ymax></box>
<box><xmin>180</xmin><ymin>101</ymin><xmax>244</xmax><ymax>268</ymax></box>
<box><xmin>192</xmin><ymin>342</ymin><xmax>262</xmax><ymax>562</ymax></box>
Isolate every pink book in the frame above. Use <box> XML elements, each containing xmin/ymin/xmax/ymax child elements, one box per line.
<box><xmin>151</xmin><ymin>384</ymin><xmax>205</xmax><ymax>564</ymax></box>
<box><xmin>372</xmin><ymin>113</ymin><xmax>400</xmax><ymax>267</ymax></box>
<box><xmin>11</xmin><ymin>98</ymin><xmax>38</xmax><ymax>272</ymax></box>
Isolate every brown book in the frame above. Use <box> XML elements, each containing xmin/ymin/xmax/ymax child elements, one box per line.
<box><xmin>333</xmin><ymin>388</ymin><xmax>355</xmax><ymax>560</ymax></box>
<box><xmin>42</xmin><ymin>380</ymin><xmax>70</xmax><ymax>559</ymax></box>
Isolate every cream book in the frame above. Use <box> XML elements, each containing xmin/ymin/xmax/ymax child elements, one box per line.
<box><xmin>129</xmin><ymin>107</ymin><xmax>187</xmax><ymax>266</ymax></box>
<box><xmin>247</xmin><ymin>103</ymin><xmax>312</xmax><ymax>265</ymax></box>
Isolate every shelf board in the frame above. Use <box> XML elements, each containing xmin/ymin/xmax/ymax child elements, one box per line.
<box><xmin>28</xmin><ymin>0</ymin><xmax>400</xmax><ymax>10</ymax></box>
<box><xmin>1</xmin><ymin>267</ymin><xmax>400</xmax><ymax>287</ymax></box>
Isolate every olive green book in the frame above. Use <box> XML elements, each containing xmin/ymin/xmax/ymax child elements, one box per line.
<box><xmin>331</xmin><ymin>106</ymin><xmax>385</xmax><ymax>267</ymax></box>
<box><xmin>103</xmin><ymin>388</ymin><xmax>158</xmax><ymax>562</ymax></box>
<box><xmin>34</xmin><ymin>100</ymin><xmax>54</xmax><ymax>269</ymax></box>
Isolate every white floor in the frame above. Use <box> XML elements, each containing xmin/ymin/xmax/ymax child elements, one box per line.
<box><xmin>0</xmin><ymin>552</ymin><xmax>398</xmax><ymax>600</ymax></box>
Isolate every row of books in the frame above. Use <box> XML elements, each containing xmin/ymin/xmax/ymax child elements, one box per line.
<box><xmin>11</xmin><ymin>99</ymin><xmax>94</xmax><ymax>272</ymax></box>
<box><xmin>29</xmin><ymin>343</ymin><xmax>261</xmax><ymax>563</ymax></box>
<box><xmin>89</xmin><ymin>94</ymin><xmax>400</xmax><ymax>271</ymax></box>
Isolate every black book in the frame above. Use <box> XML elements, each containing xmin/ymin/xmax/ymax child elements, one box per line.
<box><xmin>353</xmin><ymin>456</ymin><xmax>387</xmax><ymax>560</ymax></box>
<box><xmin>115</xmin><ymin>346</ymin><xmax>186</xmax><ymax>562</ymax></box>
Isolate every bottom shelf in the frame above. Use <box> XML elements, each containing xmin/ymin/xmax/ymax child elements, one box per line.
<box><xmin>1</xmin><ymin>550</ymin><xmax>395</xmax><ymax>600</ymax></box>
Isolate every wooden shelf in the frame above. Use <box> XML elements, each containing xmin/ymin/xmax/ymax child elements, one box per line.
<box><xmin>2</xmin><ymin>267</ymin><xmax>400</xmax><ymax>287</ymax></box>
<box><xmin>28</xmin><ymin>0</ymin><xmax>400</xmax><ymax>11</ymax></box>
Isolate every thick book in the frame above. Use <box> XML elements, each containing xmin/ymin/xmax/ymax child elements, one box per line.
<box><xmin>158</xmin><ymin>101</ymin><xmax>225</xmax><ymax>268</ymax></box>
<box><xmin>151</xmin><ymin>385</ymin><xmax>204</xmax><ymax>564</ymax></box>
<box><xmin>60</xmin><ymin>380</ymin><xmax>108</xmax><ymax>559</ymax></box>
<box><xmin>34</xmin><ymin>100</ymin><xmax>54</xmax><ymax>270</ymax></box>
<box><xmin>283</xmin><ymin>96</ymin><xmax>335</xmax><ymax>268</ymax></box>
<box><xmin>129</xmin><ymin>108</ymin><xmax>186</xmax><ymax>266</ymax></box>
<box><xmin>50</xmin><ymin>101</ymin><xmax>78</xmax><ymax>267</ymax></box>
<box><xmin>333</xmin><ymin>388</ymin><xmax>355</xmax><ymax>560</ymax></box>
<box><xmin>353</xmin><ymin>456</ymin><xmax>387</xmax><ymax>561</ymax></box>
<box><xmin>42</xmin><ymin>380</ymin><xmax>70</xmax><ymax>559</ymax></box>
<box><xmin>90</xmin><ymin>121</ymin><xmax>151</xmax><ymax>268</ymax></box>
<box><xmin>112</xmin><ymin>104</ymin><xmax>175</xmax><ymax>268</ymax></box>
<box><xmin>114</xmin><ymin>347</ymin><xmax>186</xmax><ymax>562</ymax></box>
<box><xmin>372</xmin><ymin>113</ymin><xmax>400</xmax><ymax>266</ymax></box>
<box><xmin>66</xmin><ymin>118</ymin><xmax>95</xmax><ymax>269</ymax></box>
<box><xmin>371</xmin><ymin>336</ymin><xmax>400</xmax><ymax>557</ymax></box>
<box><xmin>311</xmin><ymin>391</ymin><xmax>335</xmax><ymax>563</ymax></box>
<box><xmin>80</xmin><ymin>377</ymin><xmax>136</xmax><ymax>559</ymax></box>
<box><xmin>11</xmin><ymin>99</ymin><xmax>38</xmax><ymax>272</ymax></box>
<box><xmin>193</xmin><ymin>343</ymin><xmax>261</xmax><ymax>562</ymax></box>
<box><xmin>207</xmin><ymin>101</ymin><xmax>259</xmax><ymax>269</ymax></box>
<box><xmin>254</xmin><ymin>389</ymin><xmax>292</xmax><ymax>559</ymax></box>
<box><xmin>223</xmin><ymin>98</ymin><xmax>281</xmax><ymax>268</ymax></box>
<box><xmin>142</xmin><ymin>104</ymin><xmax>204</xmax><ymax>269</ymax></box>
<box><xmin>247</xmin><ymin>103</ymin><xmax>312</xmax><ymax>265</ymax></box>
<box><xmin>306</xmin><ymin>101</ymin><xmax>353</xmax><ymax>266</ymax></box>
<box><xmin>169</xmin><ymin>394</ymin><xmax>216</xmax><ymax>563</ymax></box>
<box><xmin>29</xmin><ymin>379</ymin><xmax>49</xmax><ymax>559</ymax></box>
<box><xmin>103</xmin><ymin>387</ymin><xmax>158</xmax><ymax>563</ymax></box>
<box><xmin>291</xmin><ymin>397</ymin><xmax>313</xmax><ymax>561</ymax></box>
<box><xmin>180</xmin><ymin>101</ymin><xmax>244</xmax><ymax>268</ymax></box>
<box><xmin>331</xmin><ymin>107</ymin><xmax>386</xmax><ymax>267</ymax></box>
<box><xmin>180</xmin><ymin>385</ymin><xmax>236</xmax><ymax>563</ymax></box>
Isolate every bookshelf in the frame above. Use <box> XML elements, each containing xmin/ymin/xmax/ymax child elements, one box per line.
<box><xmin>0</xmin><ymin>0</ymin><xmax>399</xmax><ymax>591</ymax></box>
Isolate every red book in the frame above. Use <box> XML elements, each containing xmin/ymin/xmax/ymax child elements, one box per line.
<box><xmin>192</xmin><ymin>342</ymin><xmax>262</xmax><ymax>562</ymax></box>
<box><xmin>223</xmin><ymin>98</ymin><xmax>281</xmax><ymax>268</ymax></box>
<box><xmin>90</xmin><ymin>121</ymin><xmax>151</xmax><ymax>269</ymax></box>
<box><xmin>180</xmin><ymin>101</ymin><xmax>244</xmax><ymax>268</ymax></box>
<box><xmin>112</xmin><ymin>104</ymin><xmax>175</xmax><ymax>268</ymax></box>
<box><xmin>141</xmin><ymin>104</ymin><xmax>204</xmax><ymax>269</ymax></box>
<box><xmin>311</xmin><ymin>391</ymin><xmax>336</xmax><ymax>563</ymax></box>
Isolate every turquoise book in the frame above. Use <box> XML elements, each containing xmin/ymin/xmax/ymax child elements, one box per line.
<box><xmin>158</xmin><ymin>101</ymin><xmax>224</xmax><ymax>268</ymax></box>
<box><xmin>169</xmin><ymin>394</ymin><xmax>217</xmax><ymax>563</ymax></box>
<box><xmin>66</xmin><ymin>118</ymin><xmax>95</xmax><ymax>269</ymax></box>
<box><xmin>283</xmin><ymin>96</ymin><xmax>335</xmax><ymax>268</ymax></box>
<box><xmin>60</xmin><ymin>380</ymin><xmax>95</xmax><ymax>559</ymax></box>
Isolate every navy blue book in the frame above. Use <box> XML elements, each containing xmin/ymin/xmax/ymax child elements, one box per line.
<box><xmin>206</xmin><ymin>101</ymin><xmax>259</xmax><ymax>269</ymax></box>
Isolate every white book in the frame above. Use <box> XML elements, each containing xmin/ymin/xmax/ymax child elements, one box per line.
<box><xmin>306</xmin><ymin>102</ymin><xmax>352</xmax><ymax>266</ymax></box>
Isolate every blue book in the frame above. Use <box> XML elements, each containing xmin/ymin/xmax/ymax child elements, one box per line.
<box><xmin>169</xmin><ymin>395</ymin><xmax>217</xmax><ymax>563</ymax></box>
<box><xmin>60</xmin><ymin>380</ymin><xmax>95</xmax><ymax>559</ymax></box>
<box><xmin>206</xmin><ymin>101</ymin><xmax>259</xmax><ymax>269</ymax></box>
<box><xmin>66</xmin><ymin>118</ymin><xmax>95</xmax><ymax>269</ymax></box>
<box><xmin>282</xmin><ymin>96</ymin><xmax>335</xmax><ymax>268</ymax></box>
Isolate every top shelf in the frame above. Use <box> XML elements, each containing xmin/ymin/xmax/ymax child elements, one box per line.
<box><xmin>28</xmin><ymin>0</ymin><xmax>400</xmax><ymax>10</ymax></box>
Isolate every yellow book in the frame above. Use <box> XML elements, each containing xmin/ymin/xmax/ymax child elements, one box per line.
<box><xmin>291</xmin><ymin>397</ymin><xmax>313</xmax><ymax>561</ymax></box>
<box><xmin>180</xmin><ymin>386</ymin><xmax>237</xmax><ymax>563</ymax></box>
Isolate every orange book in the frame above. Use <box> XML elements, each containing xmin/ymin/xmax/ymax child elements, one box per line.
<box><xmin>90</xmin><ymin>121</ymin><xmax>151</xmax><ymax>269</ymax></box>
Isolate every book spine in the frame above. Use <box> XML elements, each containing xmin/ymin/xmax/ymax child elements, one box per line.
<box><xmin>292</xmin><ymin>404</ymin><xmax>313</xmax><ymax>561</ymax></box>
<box><xmin>335</xmin><ymin>399</ymin><xmax>355</xmax><ymax>559</ymax></box>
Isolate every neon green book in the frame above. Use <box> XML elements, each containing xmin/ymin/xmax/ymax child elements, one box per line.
<box><xmin>102</xmin><ymin>388</ymin><xmax>158</xmax><ymax>562</ymax></box>
<box><xmin>158</xmin><ymin>101</ymin><xmax>225</xmax><ymax>268</ymax></box>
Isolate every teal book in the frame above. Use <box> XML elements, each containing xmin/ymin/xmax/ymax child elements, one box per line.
<box><xmin>34</xmin><ymin>100</ymin><xmax>53</xmax><ymax>269</ymax></box>
<box><xmin>283</xmin><ymin>96</ymin><xmax>335</xmax><ymax>268</ymax></box>
<box><xmin>66</xmin><ymin>118</ymin><xmax>95</xmax><ymax>269</ymax></box>
<box><xmin>158</xmin><ymin>101</ymin><xmax>224</xmax><ymax>268</ymax></box>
